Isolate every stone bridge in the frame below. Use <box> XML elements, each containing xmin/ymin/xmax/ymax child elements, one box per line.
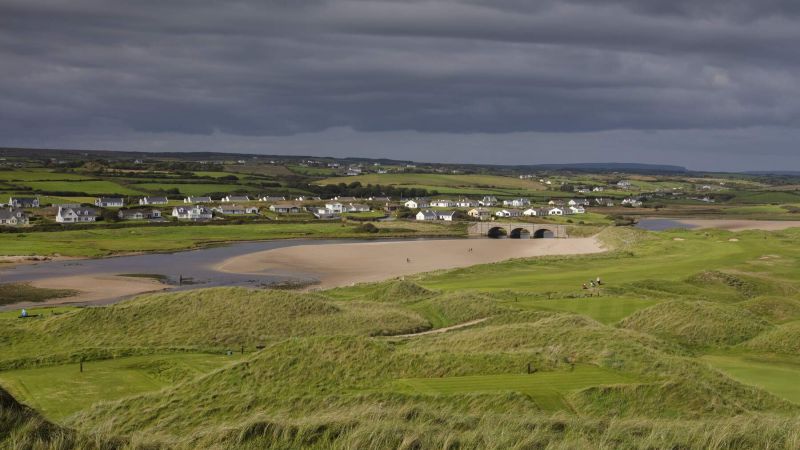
<box><xmin>467</xmin><ymin>222</ymin><xmax>568</xmax><ymax>239</ymax></box>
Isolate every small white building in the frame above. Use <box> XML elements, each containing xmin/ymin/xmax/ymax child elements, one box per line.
<box><xmin>95</xmin><ymin>197</ymin><xmax>124</xmax><ymax>208</ymax></box>
<box><xmin>56</xmin><ymin>206</ymin><xmax>98</xmax><ymax>223</ymax></box>
<box><xmin>455</xmin><ymin>198</ymin><xmax>478</xmax><ymax>208</ymax></box>
<box><xmin>222</xmin><ymin>195</ymin><xmax>250</xmax><ymax>203</ymax></box>
<box><xmin>269</xmin><ymin>203</ymin><xmax>302</xmax><ymax>214</ymax></box>
<box><xmin>467</xmin><ymin>208</ymin><xmax>491</xmax><ymax>220</ymax></box>
<box><xmin>431</xmin><ymin>199</ymin><xmax>456</xmax><ymax>208</ymax></box>
<box><xmin>118</xmin><ymin>208</ymin><xmax>162</xmax><ymax>220</ymax></box>
<box><xmin>259</xmin><ymin>195</ymin><xmax>286</xmax><ymax>202</ymax></box>
<box><xmin>438</xmin><ymin>211</ymin><xmax>458</xmax><ymax>221</ymax></box>
<box><xmin>416</xmin><ymin>210</ymin><xmax>437</xmax><ymax>221</ymax></box>
<box><xmin>404</xmin><ymin>199</ymin><xmax>430</xmax><ymax>209</ymax></box>
<box><xmin>139</xmin><ymin>196</ymin><xmax>168</xmax><ymax>205</ymax></box>
<box><xmin>496</xmin><ymin>209</ymin><xmax>522</xmax><ymax>218</ymax></box>
<box><xmin>184</xmin><ymin>196</ymin><xmax>212</xmax><ymax>204</ymax></box>
<box><xmin>172</xmin><ymin>206</ymin><xmax>212</xmax><ymax>220</ymax></box>
<box><xmin>0</xmin><ymin>208</ymin><xmax>29</xmax><ymax>226</ymax></box>
<box><xmin>479</xmin><ymin>196</ymin><xmax>498</xmax><ymax>207</ymax></box>
<box><xmin>502</xmin><ymin>198</ymin><xmax>530</xmax><ymax>208</ymax></box>
<box><xmin>569</xmin><ymin>206</ymin><xmax>586</xmax><ymax>214</ymax></box>
<box><xmin>548</xmin><ymin>207</ymin><xmax>564</xmax><ymax>216</ymax></box>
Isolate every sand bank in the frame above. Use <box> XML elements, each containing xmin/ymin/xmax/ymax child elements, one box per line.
<box><xmin>216</xmin><ymin>237</ymin><xmax>604</xmax><ymax>290</ymax></box>
<box><xmin>674</xmin><ymin>219</ymin><xmax>800</xmax><ymax>231</ymax></box>
<box><xmin>16</xmin><ymin>274</ymin><xmax>168</xmax><ymax>309</ymax></box>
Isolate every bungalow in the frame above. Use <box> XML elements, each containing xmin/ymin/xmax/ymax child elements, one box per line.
<box><xmin>184</xmin><ymin>196</ymin><xmax>212</xmax><ymax>204</ymax></box>
<box><xmin>259</xmin><ymin>195</ymin><xmax>286</xmax><ymax>202</ymax></box>
<box><xmin>344</xmin><ymin>203</ymin><xmax>371</xmax><ymax>213</ymax></box>
<box><xmin>404</xmin><ymin>199</ymin><xmax>430</xmax><ymax>209</ymax></box>
<box><xmin>496</xmin><ymin>209</ymin><xmax>522</xmax><ymax>218</ymax></box>
<box><xmin>617</xmin><ymin>180</ymin><xmax>632</xmax><ymax>189</ymax></box>
<box><xmin>622</xmin><ymin>198</ymin><xmax>643</xmax><ymax>207</ymax></box>
<box><xmin>172</xmin><ymin>206</ymin><xmax>213</xmax><ymax>220</ymax></box>
<box><xmin>479</xmin><ymin>196</ymin><xmax>498</xmax><ymax>206</ymax></box>
<box><xmin>294</xmin><ymin>196</ymin><xmax>321</xmax><ymax>202</ymax></box>
<box><xmin>222</xmin><ymin>195</ymin><xmax>250</xmax><ymax>202</ymax></box>
<box><xmin>467</xmin><ymin>208</ymin><xmax>491</xmax><ymax>220</ymax></box>
<box><xmin>0</xmin><ymin>208</ymin><xmax>29</xmax><ymax>226</ymax></box>
<box><xmin>523</xmin><ymin>208</ymin><xmax>543</xmax><ymax>216</ymax></box>
<box><xmin>502</xmin><ymin>198</ymin><xmax>530</xmax><ymax>208</ymax></box>
<box><xmin>592</xmin><ymin>186</ymin><xmax>605</xmax><ymax>192</ymax></box>
<box><xmin>95</xmin><ymin>197</ymin><xmax>124</xmax><ymax>208</ymax></box>
<box><xmin>438</xmin><ymin>211</ymin><xmax>458</xmax><ymax>221</ymax></box>
<box><xmin>548</xmin><ymin>207</ymin><xmax>564</xmax><ymax>216</ymax></box>
<box><xmin>213</xmin><ymin>205</ymin><xmax>260</xmax><ymax>215</ymax></box>
<box><xmin>548</xmin><ymin>199</ymin><xmax>566</xmax><ymax>207</ymax></box>
<box><xmin>416</xmin><ymin>210</ymin><xmax>438</xmax><ymax>221</ymax></box>
<box><xmin>334</xmin><ymin>196</ymin><xmax>359</xmax><ymax>202</ymax></box>
<box><xmin>118</xmin><ymin>208</ymin><xmax>161</xmax><ymax>220</ymax></box>
<box><xmin>56</xmin><ymin>206</ymin><xmax>98</xmax><ymax>223</ymax></box>
<box><xmin>139</xmin><ymin>196</ymin><xmax>168</xmax><ymax>205</ymax></box>
<box><xmin>430</xmin><ymin>199</ymin><xmax>456</xmax><ymax>208</ymax></box>
<box><xmin>568</xmin><ymin>199</ymin><xmax>590</xmax><ymax>207</ymax></box>
<box><xmin>8</xmin><ymin>197</ymin><xmax>39</xmax><ymax>208</ymax></box>
<box><xmin>456</xmin><ymin>198</ymin><xmax>479</xmax><ymax>208</ymax></box>
<box><xmin>569</xmin><ymin>206</ymin><xmax>586</xmax><ymax>214</ymax></box>
<box><xmin>312</xmin><ymin>209</ymin><xmax>340</xmax><ymax>220</ymax></box>
<box><xmin>269</xmin><ymin>202</ymin><xmax>302</xmax><ymax>214</ymax></box>
<box><xmin>368</xmin><ymin>196</ymin><xmax>391</xmax><ymax>202</ymax></box>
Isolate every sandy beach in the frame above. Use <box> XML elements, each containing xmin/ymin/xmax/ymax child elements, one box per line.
<box><xmin>12</xmin><ymin>275</ymin><xmax>168</xmax><ymax>309</ymax></box>
<box><xmin>216</xmin><ymin>237</ymin><xmax>605</xmax><ymax>289</ymax></box>
<box><xmin>673</xmin><ymin>219</ymin><xmax>800</xmax><ymax>231</ymax></box>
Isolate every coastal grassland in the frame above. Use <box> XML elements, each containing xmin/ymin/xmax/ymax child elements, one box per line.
<box><xmin>0</xmin><ymin>283</ymin><xmax>77</xmax><ymax>306</ymax></box>
<box><xmin>14</xmin><ymin>180</ymin><xmax>145</xmax><ymax>195</ymax></box>
<box><xmin>5</xmin><ymin>227</ymin><xmax>800</xmax><ymax>447</ymax></box>
<box><xmin>130</xmin><ymin>182</ymin><xmax>250</xmax><ymax>195</ymax></box>
<box><xmin>316</xmin><ymin>173</ymin><xmax>547</xmax><ymax>191</ymax></box>
<box><xmin>0</xmin><ymin>221</ymin><xmax>463</xmax><ymax>257</ymax></box>
<box><xmin>0</xmin><ymin>353</ymin><xmax>244</xmax><ymax>420</ymax></box>
<box><xmin>0</xmin><ymin>169</ymin><xmax>93</xmax><ymax>181</ymax></box>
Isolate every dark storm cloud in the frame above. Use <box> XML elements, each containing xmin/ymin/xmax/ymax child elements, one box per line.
<box><xmin>1</xmin><ymin>0</ymin><xmax>800</xmax><ymax>168</ymax></box>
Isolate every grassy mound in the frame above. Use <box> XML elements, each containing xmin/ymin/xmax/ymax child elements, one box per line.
<box><xmin>360</xmin><ymin>280</ymin><xmax>436</xmax><ymax>303</ymax></box>
<box><xmin>0</xmin><ymin>283</ymin><xmax>77</xmax><ymax>306</ymax></box>
<box><xmin>411</xmin><ymin>292</ymin><xmax>513</xmax><ymax>328</ymax></box>
<box><xmin>618</xmin><ymin>300</ymin><xmax>771</xmax><ymax>347</ymax></box>
<box><xmin>741</xmin><ymin>296</ymin><xmax>800</xmax><ymax>323</ymax></box>
<box><xmin>742</xmin><ymin>321</ymin><xmax>800</xmax><ymax>354</ymax></box>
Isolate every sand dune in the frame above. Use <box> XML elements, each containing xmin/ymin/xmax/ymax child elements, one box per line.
<box><xmin>21</xmin><ymin>275</ymin><xmax>167</xmax><ymax>308</ymax></box>
<box><xmin>675</xmin><ymin>219</ymin><xmax>800</xmax><ymax>231</ymax></box>
<box><xmin>216</xmin><ymin>237</ymin><xmax>605</xmax><ymax>289</ymax></box>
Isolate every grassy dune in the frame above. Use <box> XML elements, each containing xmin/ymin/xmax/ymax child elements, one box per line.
<box><xmin>4</xmin><ymin>227</ymin><xmax>800</xmax><ymax>447</ymax></box>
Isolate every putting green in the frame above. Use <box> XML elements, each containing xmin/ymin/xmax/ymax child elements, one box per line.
<box><xmin>701</xmin><ymin>353</ymin><xmax>800</xmax><ymax>404</ymax></box>
<box><xmin>394</xmin><ymin>366</ymin><xmax>637</xmax><ymax>410</ymax></box>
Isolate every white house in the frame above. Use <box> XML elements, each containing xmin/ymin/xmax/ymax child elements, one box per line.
<box><xmin>325</xmin><ymin>202</ymin><xmax>344</xmax><ymax>213</ymax></box>
<box><xmin>95</xmin><ymin>197</ymin><xmax>124</xmax><ymax>207</ymax></box>
<box><xmin>222</xmin><ymin>195</ymin><xmax>250</xmax><ymax>202</ymax></box>
<box><xmin>502</xmin><ymin>198</ymin><xmax>530</xmax><ymax>208</ymax></box>
<box><xmin>548</xmin><ymin>207</ymin><xmax>564</xmax><ymax>216</ymax></box>
<box><xmin>523</xmin><ymin>208</ymin><xmax>539</xmax><ymax>216</ymax></box>
<box><xmin>617</xmin><ymin>180</ymin><xmax>632</xmax><ymax>189</ymax></box>
<box><xmin>592</xmin><ymin>187</ymin><xmax>605</xmax><ymax>192</ymax></box>
<box><xmin>213</xmin><ymin>205</ymin><xmax>260</xmax><ymax>215</ymax></box>
<box><xmin>438</xmin><ymin>211</ymin><xmax>458</xmax><ymax>221</ymax></box>
<box><xmin>259</xmin><ymin>195</ymin><xmax>286</xmax><ymax>202</ymax></box>
<box><xmin>172</xmin><ymin>206</ymin><xmax>212</xmax><ymax>220</ymax></box>
<box><xmin>139</xmin><ymin>196</ymin><xmax>168</xmax><ymax>205</ymax></box>
<box><xmin>430</xmin><ymin>199</ymin><xmax>456</xmax><ymax>208</ymax></box>
<box><xmin>416</xmin><ymin>210</ymin><xmax>437</xmax><ymax>221</ymax></box>
<box><xmin>9</xmin><ymin>197</ymin><xmax>39</xmax><ymax>208</ymax></box>
<box><xmin>269</xmin><ymin>202</ymin><xmax>302</xmax><ymax>213</ymax></box>
<box><xmin>569</xmin><ymin>206</ymin><xmax>586</xmax><ymax>214</ymax></box>
<box><xmin>622</xmin><ymin>198</ymin><xmax>643</xmax><ymax>207</ymax></box>
<box><xmin>0</xmin><ymin>208</ymin><xmax>29</xmax><ymax>226</ymax></box>
<box><xmin>496</xmin><ymin>209</ymin><xmax>522</xmax><ymax>218</ymax></box>
<box><xmin>56</xmin><ymin>206</ymin><xmax>98</xmax><ymax>223</ymax></box>
<box><xmin>467</xmin><ymin>208</ymin><xmax>491</xmax><ymax>220</ymax></box>
<box><xmin>118</xmin><ymin>208</ymin><xmax>161</xmax><ymax>220</ymax></box>
<box><xmin>184</xmin><ymin>196</ymin><xmax>212</xmax><ymax>204</ymax></box>
<box><xmin>404</xmin><ymin>199</ymin><xmax>430</xmax><ymax>209</ymax></box>
<box><xmin>479</xmin><ymin>196</ymin><xmax>498</xmax><ymax>206</ymax></box>
<box><xmin>455</xmin><ymin>198</ymin><xmax>478</xmax><ymax>208</ymax></box>
<box><xmin>344</xmin><ymin>203</ymin><xmax>371</xmax><ymax>213</ymax></box>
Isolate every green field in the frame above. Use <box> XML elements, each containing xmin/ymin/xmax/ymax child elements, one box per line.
<box><xmin>318</xmin><ymin>173</ymin><xmax>546</xmax><ymax>191</ymax></box>
<box><xmin>0</xmin><ymin>353</ymin><xmax>242</xmax><ymax>420</ymax></box>
<box><xmin>130</xmin><ymin>182</ymin><xmax>249</xmax><ymax>195</ymax></box>
<box><xmin>16</xmin><ymin>180</ymin><xmax>144</xmax><ymax>195</ymax></box>
<box><xmin>0</xmin><ymin>221</ymin><xmax>462</xmax><ymax>257</ymax></box>
<box><xmin>702</xmin><ymin>353</ymin><xmax>800</xmax><ymax>404</ymax></box>
<box><xmin>394</xmin><ymin>366</ymin><xmax>638</xmax><ymax>410</ymax></box>
<box><xmin>0</xmin><ymin>169</ymin><xmax>93</xmax><ymax>181</ymax></box>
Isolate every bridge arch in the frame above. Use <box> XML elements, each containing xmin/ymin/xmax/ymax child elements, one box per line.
<box><xmin>509</xmin><ymin>227</ymin><xmax>531</xmax><ymax>239</ymax></box>
<box><xmin>487</xmin><ymin>226</ymin><xmax>508</xmax><ymax>238</ymax></box>
<box><xmin>533</xmin><ymin>228</ymin><xmax>555</xmax><ymax>239</ymax></box>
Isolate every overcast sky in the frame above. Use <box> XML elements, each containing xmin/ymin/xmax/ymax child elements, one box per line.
<box><xmin>2</xmin><ymin>0</ymin><xmax>800</xmax><ymax>171</ymax></box>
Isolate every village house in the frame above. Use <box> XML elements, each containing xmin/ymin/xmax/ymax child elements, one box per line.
<box><xmin>569</xmin><ymin>205</ymin><xmax>586</xmax><ymax>214</ymax></box>
<box><xmin>548</xmin><ymin>199</ymin><xmax>566</xmax><ymax>207</ymax></box>
<box><xmin>592</xmin><ymin>186</ymin><xmax>605</xmax><ymax>192</ymax></box>
<box><xmin>479</xmin><ymin>196</ymin><xmax>498</xmax><ymax>206</ymax></box>
<box><xmin>334</xmin><ymin>196</ymin><xmax>359</xmax><ymax>202</ymax></box>
<box><xmin>622</xmin><ymin>198</ymin><xmax>643</xmax><ymax>207</ymax></box>
<box><xmin>95</xmin><ymin>197</ymin><xmax>125</xmax><ymax>207</ymax></box>
<box><xmin>213</xmin><ymin>205</ymin><xmax>260</xmax><ymax>215</ymax></box>
<box><xmin>311</xmin><ymin>208</ymin><xmax>339</xmax><ymax>220</ymax></box>
<box><xmin>222</xmin><ymin>195</ymin><xmax>250</xmax><ymax>203</ymax></box>
<box><xmin>467</xmin><ymin>208</ymin><xmax>491</xmax><ymax>220</ymax></box>
<box><xmin>568</xmin><ymin>199</ymin><xmax>590</xmax><ymax>207</ymax></box>
<box><xmin>495</xmin><ymin>209</ymin><xmax>522</xmax><ymax>218</ymax></box>
<box><xmin>404</xmin><ymin>199</ymin><xmax>430</xmax><ymax>209</ymax></box>
<box><xmin>548</xmin><ymin>207</ymin><xmax>565</xmax><ymax>216</ymax></box>
<box><xmin>269</xmin><ymin>202</ymin><xmax>302</xmax><ymax>214</ymax></box>
<box><xmin>325</xmin><ymin>202</ymin><xmax>344</xmax><ymax>213</ymax></box>
<box><xmin>171</xmin><ymin>206</ymin><xmax>212</xmax><ymax>220</ymax></box>
<box><xmin>416</xmin><ymin>210</ymin><xmax>438</xmax><ymax>221</ymax></box>
<box><xmin>438</xmin><ymin>211</ymin><xmax>458</xmax><ymax>221</ymax></box>
<box><xmin>184</xmin><ymin>196</ymin><xmax>212</xmax><ymax>203</ymax></box>
<box><xmin>0</xmin><ymin>208</ymin><xmax>29</xmax><ymax>226</ymax></box>
<box><xmin>295</xmin><ymin>196</ymin><xmax>321</xmax><ymax>202</ymax></box>
<box><xmin>456</xmin><ymin>198</ymin><xmax>479</xmax><ymax>208</ymax></box>
<box><xmin>343</xmin><ymin>203</ymin><xmax>371</xmax><ymax>213</ymax></box>
<box><xmin>139</xmin><ymin>196</ymin><xmax>168</xmax><ymax>205</ymax></box>
<box><xmin>523</xmin><ymin>207</ymin><xmax>549</xmax><ymax>217</ymax></box>
<box><xmin>430</xmin><ymin>199</ymin><xmax>456</xmax><ymax>208</ymax></box>
<box><xmin>56</xmin><ymin>206</ymin><xmax>98</xmax><ymax>223</ymax></box>
<box><xmin>502</xmin><ymin>198</ymin><xmax>530</xmax><ymax>208</ymax></box>
<box><xmin>617</xmin><ymin>180</ymin><xmax>632</xmax><ymax>189</ymax></box>
<box><xmin>259</xmin><ymin>195</ymin><xmax>286</xmax><ymax>202</ymax></box>
<box><xmin>368</xmin><ymin>196</ymin><xmax>391</xmax><ymax>202</ymax></box>
<box><xmin>9</xmin><ymin>197</ymin><xmax>40</xmax><ymax>208</ymax></box>
<box><xmin>117</xmin><ymin>208</ymin><xmax>162</xmax><ymax>220</ymax></box>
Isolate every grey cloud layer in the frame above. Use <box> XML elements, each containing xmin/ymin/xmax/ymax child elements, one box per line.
<box><xmin>1</xmin><ymin>0</ymin><xmax>800</xmax><ymax>167</ymax></box>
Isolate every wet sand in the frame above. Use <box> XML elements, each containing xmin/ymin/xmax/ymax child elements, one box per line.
<box><xmin>216</xmin><ymin>237</ymin><xmax>605</xmax><ymax>290</ymax></box>
<box><xmin>669</xmin><ymin>219</ymin><xmax>800</xmax><ymax>231</ymax></box>
<box><xmin>15</xmin><ymin>275</ymin><xmax>168</xmax><ymax>309</ymax></box>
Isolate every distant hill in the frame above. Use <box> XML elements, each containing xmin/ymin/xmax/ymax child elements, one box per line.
<box><xmin>521</xmin><ymin>162</ymin><xmax>688</xmax><ymax>173</ymax></box>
